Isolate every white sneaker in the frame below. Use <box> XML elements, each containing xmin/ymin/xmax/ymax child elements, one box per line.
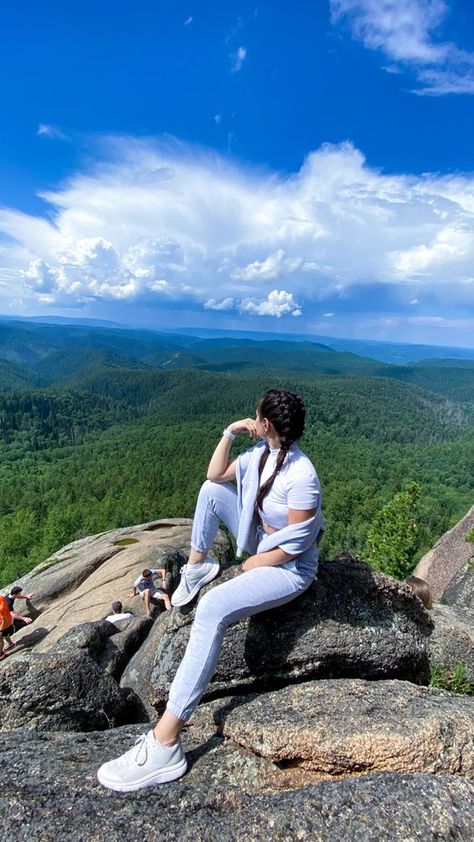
<box><xmin>97</xmin><ymin>731</ymin><xmax>187</xmax><ymax>792</ymax></box>
<box><xmin>171</xmin><ymin>556</ymin><xmax>220</xmax><ymax>607</ymax></box>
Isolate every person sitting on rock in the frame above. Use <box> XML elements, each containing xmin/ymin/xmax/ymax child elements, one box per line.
<box><xmin>128</xmin><ymin>568</ymin><xmax>171</xmax><ymax>617</ymax></box>
<box><xmin>405</xmin><ymin>575</ymin><xmax>433</xmax><ymax>610</ymax></box>
<box><xmin>105</xmin><ymin>601</ymin><xmax>135</xmax><ymax>629</ymax></box>
<box><xmin>98</xmin><ymin>388</ymin><xmax>324</xmax><ymax>792</ymax></box>
<box><xmin>0</xmin><ymin>593</ymin><xmax>32</xmax><ymax>659</ymax></box>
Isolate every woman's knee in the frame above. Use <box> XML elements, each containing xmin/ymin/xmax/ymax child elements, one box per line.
<box><xmin>196</xmin><ymin>479</ymin><xmax>220</xmax><ymax>507</ymax></box>
<box><xmin>194</xmin><ymin>588</ymin><xmax>230</xmax><ymax>628</ymax></box>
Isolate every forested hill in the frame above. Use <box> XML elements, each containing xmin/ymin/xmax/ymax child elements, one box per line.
<box><xmin>0</xmin><ymin>321</ymin><xmax>472</xmax><ymax>587</ymax></box>
<box><xmin>0</xmin><ymin>320</ymin><xmax>473</xmax><ymax>402</ymax></box>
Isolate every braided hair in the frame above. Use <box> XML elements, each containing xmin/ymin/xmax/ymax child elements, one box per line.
<box><xmin>255</xmin><ymin>389</ymin><xmax>306</xmax><ymax>512</ymax></box>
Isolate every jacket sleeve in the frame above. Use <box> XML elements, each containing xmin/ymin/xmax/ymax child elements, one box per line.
<box><xmin>257</xmin><ymin>514</ymin><xmax>322</xmax><ymax>557</ymax></box>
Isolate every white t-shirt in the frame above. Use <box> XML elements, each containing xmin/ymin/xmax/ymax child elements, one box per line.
<box><xmin>258</xmin><ymin>444</ymin><xmax>320</xmax><ymax>530</ymax></box>
<box><xmin>105</xmin><ymin>612</ymin><xmax>134</xmax><ymax>628</ymax></box>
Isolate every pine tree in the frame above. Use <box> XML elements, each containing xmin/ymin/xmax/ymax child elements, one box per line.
<box><xmin>366</xmin><ymin>482</ymin><xmax>421</xmax><ymax>579</ymax></box>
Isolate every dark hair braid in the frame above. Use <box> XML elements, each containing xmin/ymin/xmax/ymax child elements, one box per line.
<box><xmin>255</xmin><ymin>389</ymin><xmax>306</xmax><ymax>512</ymax></box>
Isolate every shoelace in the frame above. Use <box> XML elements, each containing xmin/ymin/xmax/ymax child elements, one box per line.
<box><xmin>133</xmin><ymin>734</ymin><xmax>149</xmax><ymax>766</ymax></box>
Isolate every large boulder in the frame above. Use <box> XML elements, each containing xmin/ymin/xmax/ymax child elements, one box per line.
<box><xmin>193</xmin><ymin>678</ymin><xmax>474</xmax><ymax>782</ymax></box>
<box><xmin>0</xmin><ymin>621</ymin><xmax>145</xmax><ymax>732</ymax></box>
<box><xmin>443</xmin><ymin>558</ymin><xmax>474</xmax><ymax>609</ymax></box>
<box><xmin>0</xmin><ymin>726</ymin><xmax>473</xmax><ymax>841</ymax></box>
<box><xmin>428</xmin><ymin>603</ymin><xmax>474</xmax><ymax>683</ymax></box>
<box><xmin>121</xmin><ymin>558</ymin><xmax>433</xmax><ymax>714</ymax></box>
<box><xmin>413</xmin><ymin>505</ymin><xmax>474</xmax><ymax>600</ymax></box>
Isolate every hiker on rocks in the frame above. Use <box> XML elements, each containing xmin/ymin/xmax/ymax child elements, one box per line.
<box><xmin>98</xmin><ymin>388</ymin><xmax>324</xmax><ymax>792</ymax></box>
<box><xmin>0</xmin><ymin>593</ymin><xmax>32</xmax><ymax>659</ymax></box>
<box><xmin>128</xmin><ymin>568</ymin><xmax>172</xmax><ymax>616</ymax></box>
<box><xmin>105</xmin><ymin>601</ymin><xmax>135</xmax><ymax>629</ymax></box>
<box><xmin>5</xmin><ymin>586</ymin><xmax>36</xmax><ymax>631</ymax></box>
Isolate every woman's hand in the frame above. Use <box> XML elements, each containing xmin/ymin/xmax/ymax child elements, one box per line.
<box><xmin>241</xmin><ymin>547</ymin><xmax>294</xmax><ymax>571</ymax></box>
<box><xmin>227</xmin><ymin>418</ymin><xmax>258</xmax><ymax>439</ymax></box>
<box><xmin>241</xmin><ymin>556</ymin><xmax>259</xmax><ymax>571</ymax></box>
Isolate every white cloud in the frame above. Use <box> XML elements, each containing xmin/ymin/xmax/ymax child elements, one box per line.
<box><xmin>239</xmin><ymin>289</ymin><xmax>302</xmax><ymax>318</ymax></box>
<box><xmin>230</xmin><ymin>249</ymin><xmax>303</xmax><ymax>281</ymax></box>
<box><xmin>204</xmin><ymin>297</ymin><xmax>235</xmax><ymax>311</ymax></box>
<box><xmin>323</xmin><ymin>312</ymin><xmax>335</xmax><ymax>317</ymax></box>
<box><xmin>0</xmin><ymin>136</ymin><xmax>474</xmax><ymax>318</ymax></box>
<box><xmin>184</xmin><ymin>16</ymin><xmax>193</xmax><ymax>25</ymax></box>
<box><xmin>37</xmin><ymin>123</ymin><xmax>69</xmax><ymax>140</ymax></box>
<box><xmin>231</xmin><ymin>46</ymin><xmax>247</xmax><ymax>72</ymax></box>
<box><xmin>214</xmin><ymin>113</ymin><xmax>222</xmax><ymax>124</ymax></box>
<box><xmin>391</xmin><ymin>224</ymin><xmax>473</xmax><ymax>276</ymax></box>
<box><xmin>331</xmin><ymin>0</ymin><xmax>474</xmax><ymax>95</ymax></box>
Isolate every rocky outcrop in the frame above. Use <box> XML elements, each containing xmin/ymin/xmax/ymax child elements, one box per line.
<box><xmin>2</xmin><ymin>517</ymin><xmax>474</xmax><ymax>840</ymax></box>
<box><xmin>443</xmin><ymin>558</ymin><xmax>474</xmax><ymax>609</ymax></box>
<box><xmin>0</xmin><ymin>726</ymin><xmax>473</xmax><ymax>841</ymax></box>
<box><xmin>121</xmin><ymin>559</ymin><xmax>433</xmax><ymax>714</ymax></box>
<box><xmin>427</xmin><ymin>603</ymin><xmax>474</xmax><ymax>682</ymax></box>
<box><xmin>413</xmin><ymin>505</ymin><xmax>474</xmax><ymax>600</ymax></box>
<box><xmin>192</xmin><ymin>678</ymin><xmax>474</xmax><ymax>782</ymax></box>
<box><xmin>0</xmin><ymin>621</ymin><xmax>146</xmax><ymax>731</ymax></box>
<box><xmin>9</xmin><ymin>518</ymin><xmax>233</xmax><ymax>652</ymax></box>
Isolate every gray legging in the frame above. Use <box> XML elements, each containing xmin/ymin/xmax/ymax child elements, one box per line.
<box><xmin>166</xmin><ymin>480</ymin><xmax>313</xmax><ymax>721</ymax></box>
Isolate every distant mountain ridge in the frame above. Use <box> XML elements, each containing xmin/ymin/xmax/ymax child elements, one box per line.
<box><xmin>0</xmin><ymin>320</ymin><xmax>473</xmax><ymax>403</ymax></box>
<box><xmin>1</xmin><ymin>314</ymin><xmax>473</xmax><ymax>365</ymax></box>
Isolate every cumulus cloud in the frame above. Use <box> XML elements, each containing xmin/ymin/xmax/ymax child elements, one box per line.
<box><xmin>0</xmin><ymin>135</ymin><xmax>473</xmax><ymax>322</ymax></box>
<box><xmin>239</xmin><ymin>290</ymin><xmax>302</xmax><ymax>318</ymax></box>
<box><xmin>230</xmin><ymin>249</ymin><xmax>304</xmax><ymax>281</ymax></box>
<box><xmin>330</xmin><ymin>0</ymin><xmax>474</xmax><ymax>95</ymax></box>
<box><xmin>204</xmin><ymin>297</ymin><xmax>235</xmax><ymax>311</ymax></box>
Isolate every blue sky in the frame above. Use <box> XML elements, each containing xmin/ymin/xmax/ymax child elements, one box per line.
<box><xmin>0</xmin><ymin>0</ymin><xmax>473</xmax><ymax>347</ymax></box>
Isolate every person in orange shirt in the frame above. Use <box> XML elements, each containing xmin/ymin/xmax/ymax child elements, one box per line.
<box><xmin>0</xmin><ymin>594</ymin><xmax>31</xmax><ymax>661</ymax></box>
<box><xmin>0</xmin><ymin>594</ymin><xmax>15</xmax><ymax>660</ymax></box>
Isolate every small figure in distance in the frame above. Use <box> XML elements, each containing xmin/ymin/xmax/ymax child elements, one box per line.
<box><xmin>405</xmin><ymin>575</ymin><xmax>433</xmax><ymax>610</ymax></box>
<box><xmin>128</xmin><ymin>568</ymin><xmax>172</xmax><ymax>617</ymax></box>
<box><xmin>105</xmin><ymin>601</ymin><xmax>135</xmax><ymax>629</ymax></box>
<box><xmin>0</xmin><ymin>593</ymin><xmax>30</xmax><ymax>660</ymax></box>
<box><xmin>5</xmin><ymin>586</ymin><xmax>36</xmax><ymax>631</ymax></box>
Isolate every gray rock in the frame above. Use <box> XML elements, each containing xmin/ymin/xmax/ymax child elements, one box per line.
<box><xmin>414</xmin><ymin>504</ymin><xmax>474</xmax><ymax>600</ymax></box>
<box><xmin>101</xmin><ymin>617</ymin><xmax>155</xmax><ymax>680</ymax></box>
<box><xmin>443</xmin><ymin>558</ymin><xmax>474</xmax><ymax>609</ymax></box>
<box><xmin>0</xmin><ymin>621</ymin><xmax>146</xmax><ymax>732</ymax></box>
<box><xmin>128</xmin><ymin>559</ymin><xmax>433</xmax><ymax>714</ymax></box>
<box><xmin>201</xmin><ymin>678</ymin><xmax>474</xmax><ymax>779</ymax></box>
<box><xmin>0</xmin><ymin>727</ymin><xmax>473</xmax><ymax>841</ymax></box>
<box><xmin>428</xmin><ymin>603</ymin><xmax>474</xmax><ymax>682</ymax></box>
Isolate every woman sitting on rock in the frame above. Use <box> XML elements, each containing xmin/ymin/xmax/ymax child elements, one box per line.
<box><xmin>98</xmin><ymin>388</ymin><xmax>324</xmax><ymax>792</ymax></box>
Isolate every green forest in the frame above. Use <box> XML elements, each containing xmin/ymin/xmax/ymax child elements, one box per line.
<box><xmin>0</xmin><ymin>321</ymin><xmax>472</xmax><ymax>587</ymax></box>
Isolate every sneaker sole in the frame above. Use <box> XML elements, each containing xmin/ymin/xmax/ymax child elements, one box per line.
<box><xmin>97</xmin><ymin>756</ymin><xmax>188</xmax><ymax>792</ymax></box>
<box><xmin>171</xmin><ymin>564</ymin><xmax>220</xmax><ymax>607</ymax></box>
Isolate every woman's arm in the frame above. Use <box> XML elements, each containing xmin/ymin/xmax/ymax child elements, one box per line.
<box><xmin>207</xmin><ymin>417</ymin><xmax>258</xmax><ymax>483</ymax></box>
<box><xmin>242</xmin><ymin>506</ymin><xmax>317</xmax><ymax>570</ymax></box>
